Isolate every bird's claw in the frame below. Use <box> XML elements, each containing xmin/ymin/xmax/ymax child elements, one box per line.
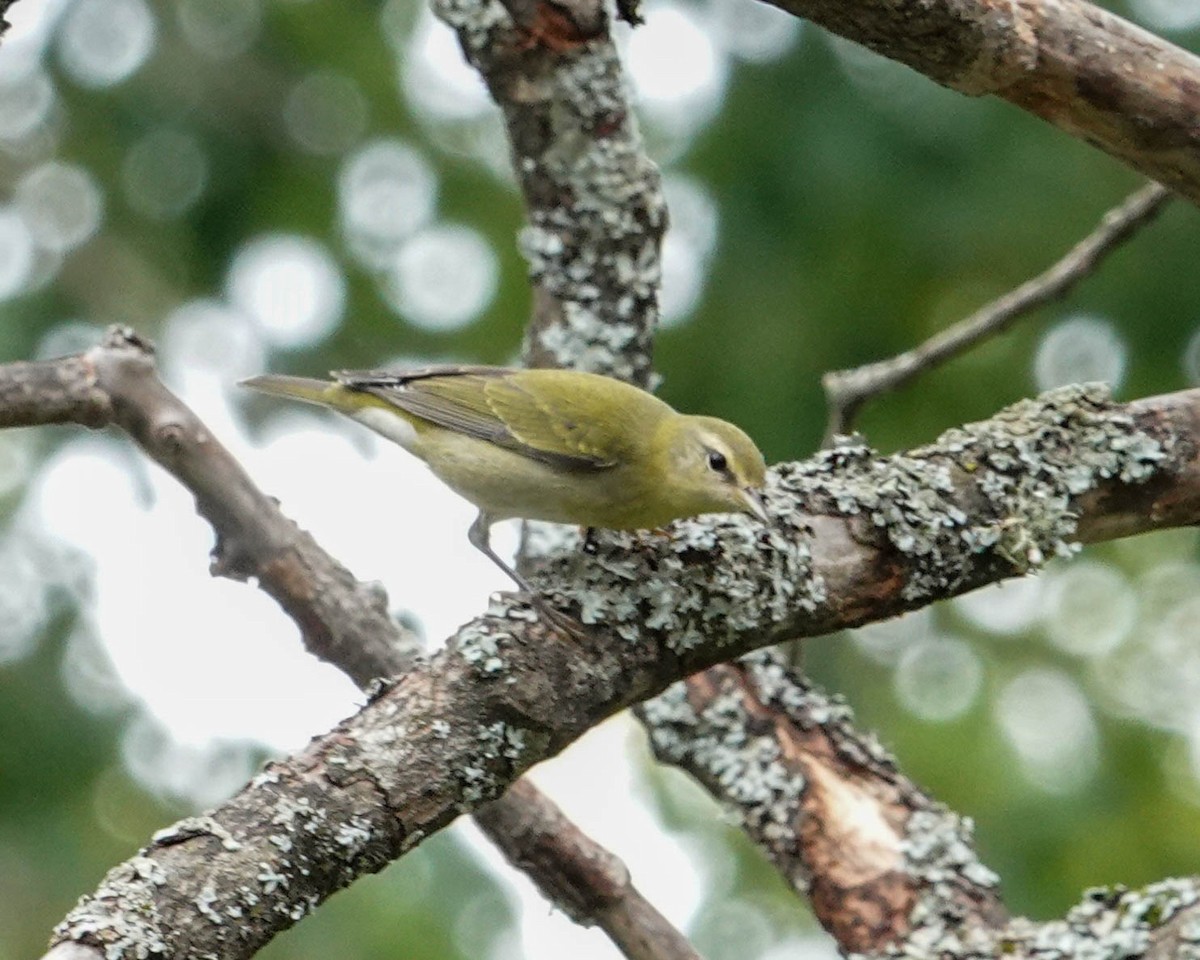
<box><xmin>491</xmin><ymin>589</ymin><xmax>590</xmax><ymax>640</ymax></box>
<box><xmin>529</xmin><ymin>594</ymin><xmax>590</xmax><ymax>642</ymax></box>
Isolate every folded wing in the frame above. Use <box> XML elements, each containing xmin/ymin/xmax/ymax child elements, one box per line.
<box><xmin>335</xmin><ymin>365</ymin><xmax>622</xmax><ymax>472</ymax></box>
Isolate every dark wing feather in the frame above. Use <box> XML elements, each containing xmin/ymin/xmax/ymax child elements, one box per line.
<box><xmin>333</xmin><ymin>365</ymin><xmax>616</xmax><ymax>472</ymax></box>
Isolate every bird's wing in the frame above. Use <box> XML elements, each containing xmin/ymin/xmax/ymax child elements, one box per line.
<box><xmin>482</xmin><ymin>374</ymin><xmax>634</xmax><ymax>467</ymax></box>
<box><xmin>334</xmin><ymin>366</ymin><xmax>618</xmax><ymax>471</ymax></box>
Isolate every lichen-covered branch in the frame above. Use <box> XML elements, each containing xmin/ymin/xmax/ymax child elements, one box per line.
<box><xmin>430</xmin><ymin>1</ymin><xmax>698</xmax><ymax>950</ymax></box>
<box><xmin>640</xmin><ymin>653</ymin><xmax>1007</xmax><ymax>953</ymax></box>
<box><xmin>1</xmin><ymin>329</ymin><xmax>694</xmax><ymax>960</ymax></box>
<box><xmin>759</xmin><ymin>0</ymin><xmax>1200</xmax><ymax>207</ymax></box>
<box><xmin>822</xmin><ymin>182</ymin><xmax>1173</xmax><ymax>438</ymax></box>
<box><xmin>46</xmin><ymin>382</ymin><xmax>1200</xmax><ymax>959</ymax></box>
<box><xmin>643</xmin><ymin>653</ymin><xmax>1200</xmax><ymax>959</ymax></box>
<box><xmin>435</xmin><ymin>0</ymin><xmax>665</xmax><ymax>386</ymax></box>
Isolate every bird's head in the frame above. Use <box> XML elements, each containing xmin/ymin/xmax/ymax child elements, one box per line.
<box><xmin>657</xmin><ymin>415</ymin><xmax>769</xmax><ymax>524</ymax></box>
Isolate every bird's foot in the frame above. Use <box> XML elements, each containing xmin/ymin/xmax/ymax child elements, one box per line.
<box><xmin>529</xmin><ymin>593</ymin><xmax>591</xmax><ymax>642</ymax></box>
<box><xmin>580</xmin><ymin>526</ymin><xmax>600</xmax><ymax>555</ymax></box>
<box><xmin>492</xmin><ymin>589</ymin><xmax>590</xmax><ymax>641</ymax></box>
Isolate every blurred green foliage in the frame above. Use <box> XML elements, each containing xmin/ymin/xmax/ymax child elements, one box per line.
<box><xmin>1</xmin><ymin>0</ymin><xmax>1199</xmax><ymax>956</ymax></box>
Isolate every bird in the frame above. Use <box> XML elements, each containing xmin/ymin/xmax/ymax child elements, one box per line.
<box><xmin>241</xmin><ymin>365</ymin><xmax>769</xmax><ymax>636</ymax></box>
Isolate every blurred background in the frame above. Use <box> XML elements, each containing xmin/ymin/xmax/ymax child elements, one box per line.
<box><xmin>1</xmin><ymin>0</ymin><xmax>1200</xmax><ymax>956</ymax></box>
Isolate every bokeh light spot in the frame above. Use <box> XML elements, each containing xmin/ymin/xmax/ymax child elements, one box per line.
<box><xmin>996</xmin><ymin>668</ymin><xmax>1099</xmax><ymax>793</ymax></box>
<box><xmin>14</xmin><ymin>160</ymin><xmax>104</xmax><ymax>253</ymax></box>
<box><xmin>120</xmin><ymin>714</ymin><xmax>262</xmax><ymax>806</ymax></box>
<box><xmin>122</xmin><ymin>127</ymin><xmax>208</xmax><ymax>220</ymax></box>
<box><xmin>62</xmin><ymin>620</ymin><xmax>134</xmax><ymax>716</ymax></box>
<box><xmin>1034</xmin><ymin>314</ymin><xmax>1127</xmax><ymax>392</ymax></box>
<box><xmin>5</xmin><ymin>0</ymin><xmax>72</xmax><ymax>50</ymax></box>
<box><xmin>0</xmin><ymin>433</ymin><xmax>33</xmax><ymax>500</ymax></box>
<box><xmin>401</xmin><ymin>9</ymin><xmax>492</xmax><ymax>123</ymax></box>
<box><xmin>850</xmin><ymin>606</ymin><xmax>935</xmax><ymax>665</ymax></box>
<box><xmin>383</xmin><ymin>223</ymin><xmax>498</xmax><ymax>331</ymax></box>
<box><xmin>1138</xmin><ymin>562</ymin><xmax>1200</xmax><ymax>620</ymax></box>
<box><xmin>0</xmin><ymin>536</ymin><xmax>48</xmax><ymax>665</ymax></box>
<box><xmin>338</xmin><ymin>138</ymin><xmax>438</xmax><ymax>267</ymax></box>
<box><xmin>660</xmin><ymin>174</ymin><xmax>719</xmax><ymax>327</ymax></box>
<box><xmin>57</xmin><ymin>0</ymin><xmax>156</xmax><ymax>89</ymax></box>
<box><xmin>225</xmin><ymin>234</ymin><xmax>346</xmax><ymax>348</ymax></box>
<box><xmin>894</xmin><ymin>635</ymin><xmax>983</xmax><ymax>722</ymax></box>
<box><xmin>953</xmin><ymin>577</ymin><xmax>1042</xmax><ymax>636</ymax></box>
<box><xmin>0</xmin><ymin>69</ymin><xmax>56</xmax><ymax>143</ymax></box>
<box><xmin>695</xmin><ymin>898</ymin><xmax>774</xmax><ymax>960</ymax></box>
<box><xmin>626</xmin><ymin>4</ymin><xmax>721</xmax><ymax>105</ymax></box>
<box><xmin>623</xmin><ymin>2</ymin><xmax>727</xmax><ymax>146</ymax></box>
<box><xmin>1042</xmin><ymin>561</ymin><xmax>1135</xmax><ymax>657</ymax></box>
<box><xmin>161</xmin><ymin>299</ymin><xmax>267</xmax><ymax>385</ymax></box>
<box><xmin>0</xmin><ymin>206</ymin><xmax>36</xmax><ymax>299</ymax></box>
<box><xmin>175</xmin><ymin>0</ymin><xmax>262</xmax><ymax>58</ymax></box>
<box><xmin>283</xmin><ymin>70</ymin><xmax>369</xmax><ymax>156</ymax></box>
<box><xmin>1130</xmin><ymin>0</ymin><xmax>1200</xmax><ymax>31</ymax></box>
<box><xmin>705</xmin><ymin>0</ymin><xmax>802</xmax><ymax>62</ymax></box>
<box><xmin>35</xmin><ymin>320</ymin><xmax>104</xmax><ymax>360</ymax></box>
<box><xmin>30</xmin><ymin>437</ymin><xmax>142</xmax><ymax>553</ymax></box>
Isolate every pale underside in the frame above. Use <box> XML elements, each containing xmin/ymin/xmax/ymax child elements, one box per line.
<box><xmin>354</xmin><ymin>404</ymin><xmax>682</xmax><ymax>529</ymax></box>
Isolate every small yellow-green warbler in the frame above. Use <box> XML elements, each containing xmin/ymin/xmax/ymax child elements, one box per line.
<box><xmin>242</xmin><ymin>365</ymin><xmax>768</xmax><ymax>633</ymax></box>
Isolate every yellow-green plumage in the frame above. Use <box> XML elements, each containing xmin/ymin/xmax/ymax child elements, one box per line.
<box><xmin>241</xmin><ymin>365</ymin><xmax>768</xmax><ymax>631</ymax></box>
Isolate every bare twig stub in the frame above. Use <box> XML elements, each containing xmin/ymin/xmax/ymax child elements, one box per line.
<box><xmin>2</xmin><ymin>329</ymin><xmax>694</xmax><ymax>960</ymax></box>
<box><xmin>760</xmin><ymin>0</ymin><xmax>1200</xmax><ymax>207</ymax></box>
<box><xmin>42</xmin><ymin>380</ymin><xmax>1200</xmax><ymax>959</ymax></box>
<box><xmin>822</xmin><ymin>182</ymin><xmax>1173</xmax><ymax>438</ymax></box>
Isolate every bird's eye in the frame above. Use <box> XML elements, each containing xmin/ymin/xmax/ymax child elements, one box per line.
<box><xmin>707</xmin><ymin>451</ymin><xmax>728</xmax><ymax>472</ymax></box>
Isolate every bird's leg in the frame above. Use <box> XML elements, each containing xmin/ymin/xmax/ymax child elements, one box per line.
<box><xmin>469</xmin><ymin>512</ymin><xmax>535</xmax><ymax>594</ymax></box>
<box><xmin>468</xmin><ymin>513</ymin><xmax>588</xmax><ymax>640</ymax></box>
<box><xmin>581</xmin><ymin>526</ymin><xmax>600</xmax><ymax>555</ymax></box>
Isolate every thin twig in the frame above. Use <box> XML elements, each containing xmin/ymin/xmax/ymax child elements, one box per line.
<box><xmin>822</xmin><ymin>182</ymin><xmax>1172</xmax><ymax>439</ymax></box>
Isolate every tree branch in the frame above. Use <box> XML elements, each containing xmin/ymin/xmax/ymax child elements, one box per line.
<box><xmin>822</xmin><ymin>182</ymin><xmax>1173</xmax><ymax>438</ymax></box>
<box><xmin>641</xmin><ymin>653</ymin><xmax>1200</xmax><ymax>958</ymax></box>
<box><xmin>429</xmin><ymin>1</ymin><xmax>697</xmax><ymax>951</ymax></box>
<box><xmin>640</xmin><ymin>653</ymin><xmax>1007</xmax><ymax>953</ymax></box>
<box><xmin>4</xmin><ymin>328</ymin><xmax>695</xmax><ymax>960</ymax></box>
<box><xmin>474</xmin><ymin>780</ymin><xmax>702</xmax><ymax>960</ymax></box>
<box><xmin>42</xmin><ymin>378</ymin><xmax>1200</xmax><ymax>959</ymax></box>
<box><xmin>758</xmin><ymin>0</ymin><xmax>1200</xmax><ymax>207</ymax></box>
<box><xmin>435</xmin><ymin>0</ymin><xmax>666</xmax><ymax>386</ymax></box>
<box><xmin>0</xmin><ymin>328</ymin><xmax>418</xmax><ymax>686</ymax></box>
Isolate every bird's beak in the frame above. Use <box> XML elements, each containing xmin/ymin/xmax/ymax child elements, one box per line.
<box><xmin>738</xmin><ymin>487</ymin><xmax>770</xmax><ymax>524</ymax></box>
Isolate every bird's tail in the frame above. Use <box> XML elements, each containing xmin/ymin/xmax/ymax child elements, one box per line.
<box><xmin>240</xmin><ymin>374</ymin><xmax>363</xmax><ymax>412</ymax></box>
